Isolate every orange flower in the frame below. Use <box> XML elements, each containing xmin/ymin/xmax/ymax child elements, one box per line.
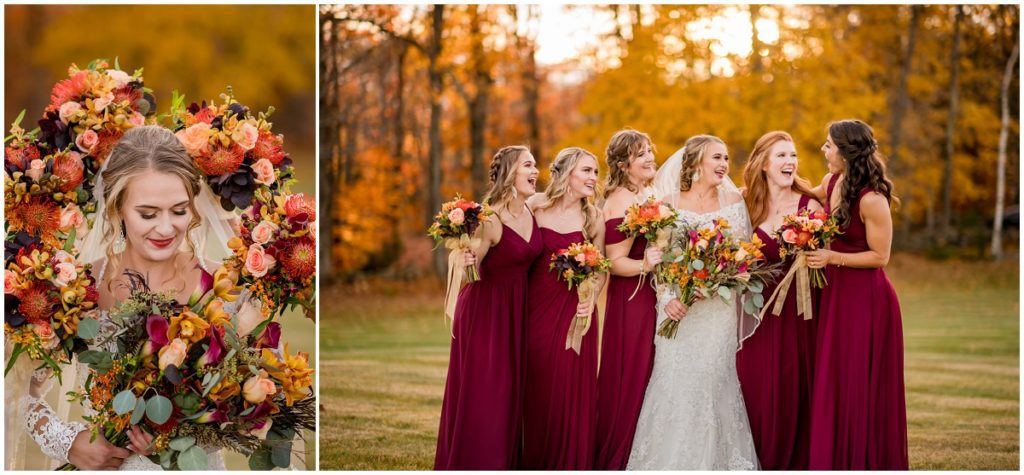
<box><xmin>167</xmin><ymin>310</ymin><xmax>210</xmax><ymax>344</ymax></box>
<box><xmin>262</xmin><ymin>343</ymin><xmax>314</xmax><ymax>406</ymax></box>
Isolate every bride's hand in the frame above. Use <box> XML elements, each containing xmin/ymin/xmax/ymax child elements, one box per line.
<box><xmin>68</xmin><ymin>429</ymin><xmax>132</xmax><ymax>470</ymax></box>
<box><xmin>665</xmin><ymin>298</ymin><xmax>687</xmax><ymax>321</ymax></box>
<box><xmin>126</xmin><ymin>424</ymin><xmax>155</xmax><ymax>457</ymax></box>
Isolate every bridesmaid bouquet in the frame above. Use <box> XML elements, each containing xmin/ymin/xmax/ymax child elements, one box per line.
<box><xmin>36</xmin><ymin>59</ymin><xmax>157</xmax><ymax>174</ymax></box>
<box><xmin>4</xmin><ymin>240</ymin><xmax>99</xmax><ymax>380</ymax></box>
<box><xmin>763</xmin><ymin>208</ymin><xmax>840</xmax><ymax>320</ymax></box>
<box><xmin>549</xmin><ymin>242</ymin><xmax>611</xmax><ymax>354</ymax></box>
<box><xmin>225</xmin><ymin>188</ymin><xmax>317</xmax><ymax>320</ymax></box>
<box><xmin>616</xmin><ymin>197</ymin><xmax>678</xmax><ymax>299</ymax></box>
<box><xmin>170</xmin><ymin>88</ymin><xmax>294</xmax><ymax>211</ymax></box>
<box><xmin>655</xmin><ymin>218</ymin><xmax>773</xmax><ymax>339</ymax></box>
<box><xmin>65</xmin><ymin>271</ymin><xmax>314</xmax><ymax>470</ymax></box>
<box><xmin>428</xmin><ymin>195</ymin><xmax>492</xmax><ymax>330</ymax></box>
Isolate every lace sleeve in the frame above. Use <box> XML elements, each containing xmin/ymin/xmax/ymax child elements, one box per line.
<box><xmin>22</xmin><ymin>369</ymin><xmax>86</xmax><ymax>465</ymax></box>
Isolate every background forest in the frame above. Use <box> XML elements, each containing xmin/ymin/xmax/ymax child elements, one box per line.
<box><xmin>320</xmin><ymin>4</ymin><xmax>1019</xmax><ymax>280</ymax></box>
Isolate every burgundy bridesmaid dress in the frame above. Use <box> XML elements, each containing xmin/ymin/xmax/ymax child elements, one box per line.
<box><xmin>808</xmin><ymin>175</ymin><xmax>908</xmax><ymax>469</ymax></box>
<box><xmin>521</xmin><ymin>228</ymin><xmax>599</xmax><ymax>470</ymax></box>
<box><xmin>594</xmin><ymin>218</ymin><xmax>656</xmax><ymax>470</ymax></box>
<box><xmin>736</xmin><ymin>194</ymin><xmax>819</xmax><ymax>470</ymax></box>
<box><xmin>434</xmin><ymin>218</ymin><xmax>543</xmax><ymax>470</ymax></box>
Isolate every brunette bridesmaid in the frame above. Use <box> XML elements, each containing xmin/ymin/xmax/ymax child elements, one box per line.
<box><xmin>434</xmin><ymin>145</ymin><xmax>543</xmax><ymax>470</ymax></box>
<box><xmin>521</xmin><ymin>147</ymin><xmax>604</xmax><ymax>470</ymax></box>
<box><xmin>736</xmin><ymin>131</ymin><xmax>822</xmax><ymax>469</ymax></box>
<box><xmin>594</xmin><ymin>129</ymin><xmax>663</xmax><ymax>470</ymax></box>
<box><xmin>805</xmin><ymin>119</ymin><xmax>908</xmax><ymax>469</ymax></box>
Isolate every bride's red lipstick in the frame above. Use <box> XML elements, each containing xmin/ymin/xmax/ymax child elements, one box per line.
<box><xmin>149</xmin><ymin>237</ymin><xmax>175</xmax><ymax>249</ymax></box>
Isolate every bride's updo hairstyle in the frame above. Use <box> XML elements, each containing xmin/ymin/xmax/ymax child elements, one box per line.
<box><xmin>604</xmin><ymin>128</ymin><xmax>654</xmax><ymax>198</ymax></box>
<box><xmin>536</xmin><ymin>146</ymin><xmax>601</xmax><ymax>240</ymax></box>
<box><xmin>677</xmin><ymin>134</ymin><xmax>725</xmax><ymax>192</ymax></box>
<box><xmin>483</xmin><ymin>145</ymin><xmax>531</xmax><ymax>212</ymax></box>
<box><xmin>99</xmin><ymin>126</ymin><xmax>203</xmax><ymax>270</ymax></box>
<box><xmin>827</xmin><ymin>119</ymin><xmax>898</xmax><ymax>228</ymax></box>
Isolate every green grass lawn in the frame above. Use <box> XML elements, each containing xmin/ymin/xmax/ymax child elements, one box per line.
<box><xmin>319</xmin><ymin>254</ymin><xmax>1019</xmax><ymax>470</ymax></box>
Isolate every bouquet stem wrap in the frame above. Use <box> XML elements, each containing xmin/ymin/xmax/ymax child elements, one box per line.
<box><xmin>759</xmin><ymin>252</ymin><xmax>814</xmax><ymax>320</ymax></box>
<box><xmin>565</xmin><ymin>276</ymin><xmax>599</xmax><ymax>354</ymax></box>
<box><xmin>443</xmin><ymin>234</ymin><xmax>480</xmax><ymax>335</ymax></box>
<box><xmin>629</xmin><ymin>228</ymin><xmax>674</xmax><ymax>301</ymax></box>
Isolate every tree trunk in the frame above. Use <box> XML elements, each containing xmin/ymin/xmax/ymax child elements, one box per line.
<box><xmin>318</xmin><ymin>13</ymin><xmax>336</xmax><ymax>278</ymax></box>
<box><xmin>940</xmin><ymin>5</ymin><xmax>963</xmax><ymax>240</ymax></box>
<box><xmin>991</xmin><ymin>41</ymin><xmax>1018</xmax><ymax>259</ymax></box>
<box><xmin>512</xmin><ymin>5</ymin><xmax>542</xmax><ymax>161</ymax></box>
<box><xmin>428</xmin><ymin>5</ymin><xmax>446</xmax><ymax>279</ymax></box>
<box><xmin>749</xmin><ymin>4</ymin><xmax>764</xmax><ymax>73</ymax></box>
<box><xmin>891</xmin><ymin>5</ymin><xmax>921</xmax><ymax>238</ymax></box>
<box><xmin>388</xmin><ymin>43</ymin><xmax>408</xmax><ymax>267</ymax></box>
<box><xmin>468</xmin><ymin>5</ymin><xmax>493</xmax><ymax>201</ymax></box>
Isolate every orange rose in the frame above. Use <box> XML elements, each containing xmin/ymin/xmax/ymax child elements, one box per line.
<box><xmin>283</xmin><ymin>194</ymin><xmax>315</xmax><ymax>220</ymax></box>
<box><xmin>176</xmin><ymin>123</ymin><xmax>212</xmax><ymax>157</ymax></box>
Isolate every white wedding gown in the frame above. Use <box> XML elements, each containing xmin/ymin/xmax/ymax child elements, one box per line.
<box><xmin>626</xmin><ymin>201</ymin><xmax>760</xmax><ymax>470</ymax></box>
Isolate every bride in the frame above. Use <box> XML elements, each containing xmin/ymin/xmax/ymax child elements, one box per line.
<box><xmin>626</xmin><ymin>135</ymin><xmax>761</xmax><ymax>470</ymax></box>
<box><xmin>9</xmin><ymin>126</ymin><xmax>240</xmax><ymax>470</ymax></box>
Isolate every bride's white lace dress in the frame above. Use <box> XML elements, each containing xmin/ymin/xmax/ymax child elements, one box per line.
<box><xmin>626</xmin><ymin>201</ymin><xmax>760</xmax><ymax>470</ymax></box>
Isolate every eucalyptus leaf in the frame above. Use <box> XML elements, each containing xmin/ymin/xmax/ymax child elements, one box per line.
<box><xmin>248</xmin><ymin>448</ymin><xmax>274</xmax><ymax>470</ymax></box>
<box><xmin>744</xmin><ymin>298</ymin><xmax>756</xmax><ymax>314</ymax></box>
<box><xmin>112</xmin><ymin>390</ymin><xmax>137</xmax><ymax>415</ymax></box>
<box><xmin>159</xmin><ymin>449</ymin><xmax>174</xmax><ymax>468</ymax></box>
<box><xmin>271</xmin><ymin>442</ymin><xmax>292</xmax><ymax>468</ymax></box>
<box><xmin>753</xmin><ymin>293</ymin><xmax>765</xmax><ymax>308</ymax></box>
<box><xmin>76</xmin><ymin>318</ymin><xmax>101</xmax><ymax>339</ymax></box>
<box><xmin>131</xmin><ymin>397</ymin><xmax>146</xmax><ymax>425</ymax></box>
<box><xmin>717</xmin><ymin>286</ymin><xmax>732</xmax><ymax>300</ymax></box>
<box><xmin>749</xmin><ymin>280</ymin><xmax>764</xmax><ymax>293</ymax></box>
<box><xmin>169</xmin><ymin>436</ymin><xmax>196</xmax><ymax>452</ymax></box>
<box><xmin>691</xmin><ymin>260</ymin><xmax>705</xmax><ymax>271</ymax></box>
<box><xmin>145</xmin><ymin>395</ymin><xmax>173</xmax><ymax>425</ymax></box>
<box><xmin>176</xmin><ymin>445</ymin><xmax>208</xmax><ymax>471</ymax></box>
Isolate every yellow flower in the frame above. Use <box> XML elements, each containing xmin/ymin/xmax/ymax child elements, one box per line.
<box><xmin>167</xmin><ymin>310</ymin><xmax>210</xmax><ymax>344</ymax></box>
<box><xmin>209</xmin><ymin>378</ymin><xmax>242</xmax><ymax>402</ymax></box>
<box><xmin>262</xmin><ymin>343</ymin><xmax>314</xmax><ymax>406</ymax></box>
<box><xmin>203</xmin><ymin>300</ymin><xmax>232</xmax><ymax>328</ymax></box>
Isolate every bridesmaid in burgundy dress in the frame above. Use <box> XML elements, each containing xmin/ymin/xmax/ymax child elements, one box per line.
<box><xmin>435</xmin><ymin>146</ymin><xmax>543</xmax><ymax>470</ymax></box>
<box><xmin>805</xmin><ymin>119</ymin><xmax>908</xmax><ymax>469</ymax></box>
<box><xmin>595</xmin><ymin>129</ymin><xmax>673</xmax><ymax>470</ymax></box>
<box><xmin>522</xmin><ymin>147</ymin><xmax>605</xmax><ymax>470</ymax></box>
<box><xmin>737</xmin><ymin>131</ymin><xmax>822</xmax><ymax>469</ymax></box>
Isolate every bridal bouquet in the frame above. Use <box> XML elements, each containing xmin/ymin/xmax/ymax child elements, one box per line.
<box><xmin>429</xmin><ymin>195</ymin><xmax>492</xmax><ymax>329</ymax></box>
<box><xmin>170</xmin><ymin>88</ymin><xmax>293</xmax><ymax>211</ymax></box>
<box><xmin>37</xmin><ymin>59</ymin><xmax>156</xmax><ymax>174</ymax></box>
<box><xmin>656</xmin><ymin>218</ymin><xmax>773</xmax><ymax>339</ymax></box>
<box><xmin>225</xmin><ymin>189</ymin><xmax>316</xmax><ymax>320</ymax></box>
<box><xmin>66</xmin><ymin>271</ymin><xmax>314</xmax><ymax>470</ymax></box>
<box><xmin>4</xmin><ymin>240</ymin><xmax>98</xmax><ymax>380</ymax></box>
<box><xmin>762</xmin><ymin>208</ymin><xmax>840</xmax><ymax>320</ymax></box>
<box><xmin>616</xmin><ymin>197</ymin><xmax>678</xmax><ymax>299</ymax></box>
<box><xmin>549</xmin><ymin>242</ymin><xmax>610</xmax><ymax>354</ymax></box>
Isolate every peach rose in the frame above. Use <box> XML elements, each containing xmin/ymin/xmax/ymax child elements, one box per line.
<box><xmin>106</xmin><ymin>69</ymin><xmax>131</xmax><ymax>88</ymax></box>
<box><xmin>35</xmin><ymin>323</ymin><xmax>59</xmax><ymax>350</ymax></box>
<box><xmin>75</xmin><ymin>130</ymin><xmax>99</xmax><ymax>154</ymax></box>
<box><xmin>129</xmin><ymin>112</ymin><xmax>145</xmax><ymax>127</ymax></box>
<box><xmin>283</xmin><ymin>194</ymin><xmax>314</xmax><ymax>220</ymax></box>
<box><xmin>26</xmin><ymin>159</ymin><xmax>45</xmax><ymax>182</ymax></box>
<box><xmin>251</xmin><ymin>220</ymin><xmax>279</xmax><ymax>246</ymax></box>
<box><xmin>242</xmin><ymin>370</ymin><xmax>277</xmax><ymax>404</ymax></box>
<box><xmin>158</xmin><ymin>338</ymin><xmax>188</xmax><ymax>371</ymax></box>
<box><xmin>308</xmin><ymin>221</ymin><xmax>317</xmax><ymax>242</ymax></box>
<box><xmin>809</xmin><ymin>219</ymin><xmax>824</xmax><ymax>229</ymax></box>
<box><xmin>235</xmin><ymin>123</ymin><xmax>259</xmax><ymax>151</ymax></box>
<box><xmin>92</xmin><ymin>94</ymin><xmax>112</xmax><ymax>112</ymax></box>
<box><xmin>5</xmin><ymin>270</ymin><xmax>21</xmax><ymax>295</ymax></box>
<box><xmin>59</xmin><ymin>203</ymin><xmax>85</xmax><ymax>232</ymax></box>
<box><xmin>53</xmin><ymin>250</ymin><xmax>75</xmax><ymax>266</ymax></box>
<box><xmin>59</xmin><ymin>102</ymin><xmax>82</xmax><ymax>124</ymax></box>
<box><xmin>175</xmin><ymin>122</ymin><xmax>212</xmax><ymax>157</ymax></box>
<box><xmin>51</xmin><ymin>262</ymin><xmax>78</xmax><ymax>288</ymax></box>
<box><xmin>245</xmin><ymin>244</ymin><xmax>276</xmax><ymax>278</ymax></box>
<box><xmin>781</xmin><ymin>228</ymin><xmax>798</xmax><ymax>244</ymax></box>
<box><xmin>235</xmin><ymin>299</ymin><xmax>265</xmax><ymax>338</ymax></box>
<box><xmin>447</xmin><ymin>208</ymin><xmax>465</xmax><ymax>226</ymax></box>
<box><xmin>252</xmin><ymin>158</ymin><xmax>276</xmax><ymax>186</ymax></box>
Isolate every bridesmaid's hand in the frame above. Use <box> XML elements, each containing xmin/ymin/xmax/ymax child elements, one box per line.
<box><xmin>125</xmin><ymin>424</ymin><xmax>155</xmax><ymax>456</ymax></box>
<box><xmin>462</xmin><ymin>249</ymin><xmax>477</xmax><ymax>268</ymax></box>
<box><xmin>805</xmin><ymin>249</ymin><xmax>832</xmax><ymax>269</ymax></box>
<box><xmin>643</xmin><ymin>247</ymin><xmax>663</xmax><ymax>270</ymax></box>
<box><xmin>68</xmin><ymin>430</ymin><xmax>132</xmax><ymax>470</ymax></box>
<box><xmin>576</xmin><ymin>301</ymin><xmax>593</xmax><ymax>318</ymax></box>
<box><xmin>665</xmin><ymin>298</ymin><xmax>687</xmax><ymax>321</ymax></box>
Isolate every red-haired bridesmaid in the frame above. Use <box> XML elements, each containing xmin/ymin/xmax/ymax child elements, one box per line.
<box><xmin>805</xmin><ymin>119</ymin><xmax>908</xmax><ymax>469</ymax></box>
<box><xmin>594</xmin><ymin>129</ymin><xmax>664</xmax><ymax>470</ymax></box>
<box><xmin>521</xmin><ymin>147</ymin><xmax>604</xmax><ymax>470</ymax></box>
<box><xmin>737</xmin><ymin>131</ymin><xmax>822</xmax><ymax>469</ymax></box>
<box><xmin>434</xmin><ymin>146</ymin><xmax>542</xmax><ymax>470</ymax></box>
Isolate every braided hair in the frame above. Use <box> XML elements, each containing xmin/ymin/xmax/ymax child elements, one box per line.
<box><xmin>482</xmin><ymin>145</ymin><xmax>531</xmax><ymax>213</ymax></box>
<box><xmin>828</xmin><ymin>119</ymin><xmax>898</xmax><ymax>227</ymax></box>
<box><xmin>604</xmin><ymin>128</ymin><xmax>654</xmax><ymax>198</ymax></box>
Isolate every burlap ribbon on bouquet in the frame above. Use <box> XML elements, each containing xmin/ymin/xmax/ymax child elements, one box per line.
<box><xmin>442</xmin><ymin>234</ymin><xmax>481</xmax><ymax>336</ymax></box>
<box><xmin>758</xmin><ymin>252</ymin><xmax>813</xmax><ymax>320</ymax></box>
<box><xmin>565</xmin><ymin>276</ymin><xmax>600</xmax><ymax>354</ymax></box>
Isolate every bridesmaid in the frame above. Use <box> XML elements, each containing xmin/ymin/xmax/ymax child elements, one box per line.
<box><xmin>521</xmin><ymin>147</ymin><xmax>605</xmax><ymax>470</ymax></box>
<box><xmin>805</xmin><ymin>119</ymin><xmax>908</xmax><ymax>469</ymax></box>
<box><xmin>434</xmin><ymin>145</ymin><xmax>543</xmax><ymax>470</ymax></box>
<box><xmin>594</xmin><ymin>129</ymin><xmax>662</xmax><ymax>470</ymax></box>
<box><xmin>736</xmin><ymin>131</ymin><xmax>822</xmax><ymax>470</ymax></box>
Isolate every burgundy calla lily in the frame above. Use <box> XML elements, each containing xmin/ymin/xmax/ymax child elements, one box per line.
<box><xmin>242</xmin><ymin>400</ymin><xmax>278</xmax><ymax>423</ymax></box>
<box><xmin>255</xmin><ymin>322</ymin><xmax>281</xmax><ymax>349</ymax></box>
<box><xmin>195</xmin><ymin>400</ymin><xmax>230</xmax><ymax>424</ymax></box>
<box><xmin>143</xmin><ymin>315</ymin><xmax>169</xmax><ymax>356</ymax></box>
<box><xmin>197</xmin><ymin>326</ymin><xmax>226</xmax><ymax>367</ymax></box>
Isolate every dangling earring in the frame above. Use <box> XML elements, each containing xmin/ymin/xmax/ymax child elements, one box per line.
<box><xmin>692</xmin><ymin>168</ymin><xmax>701</xmax><ymax>184</ymax></box>
<box><xmin>113</xmin><ymin>223</ymin><xmax>127</xmax><ymax>254</ymax></box>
